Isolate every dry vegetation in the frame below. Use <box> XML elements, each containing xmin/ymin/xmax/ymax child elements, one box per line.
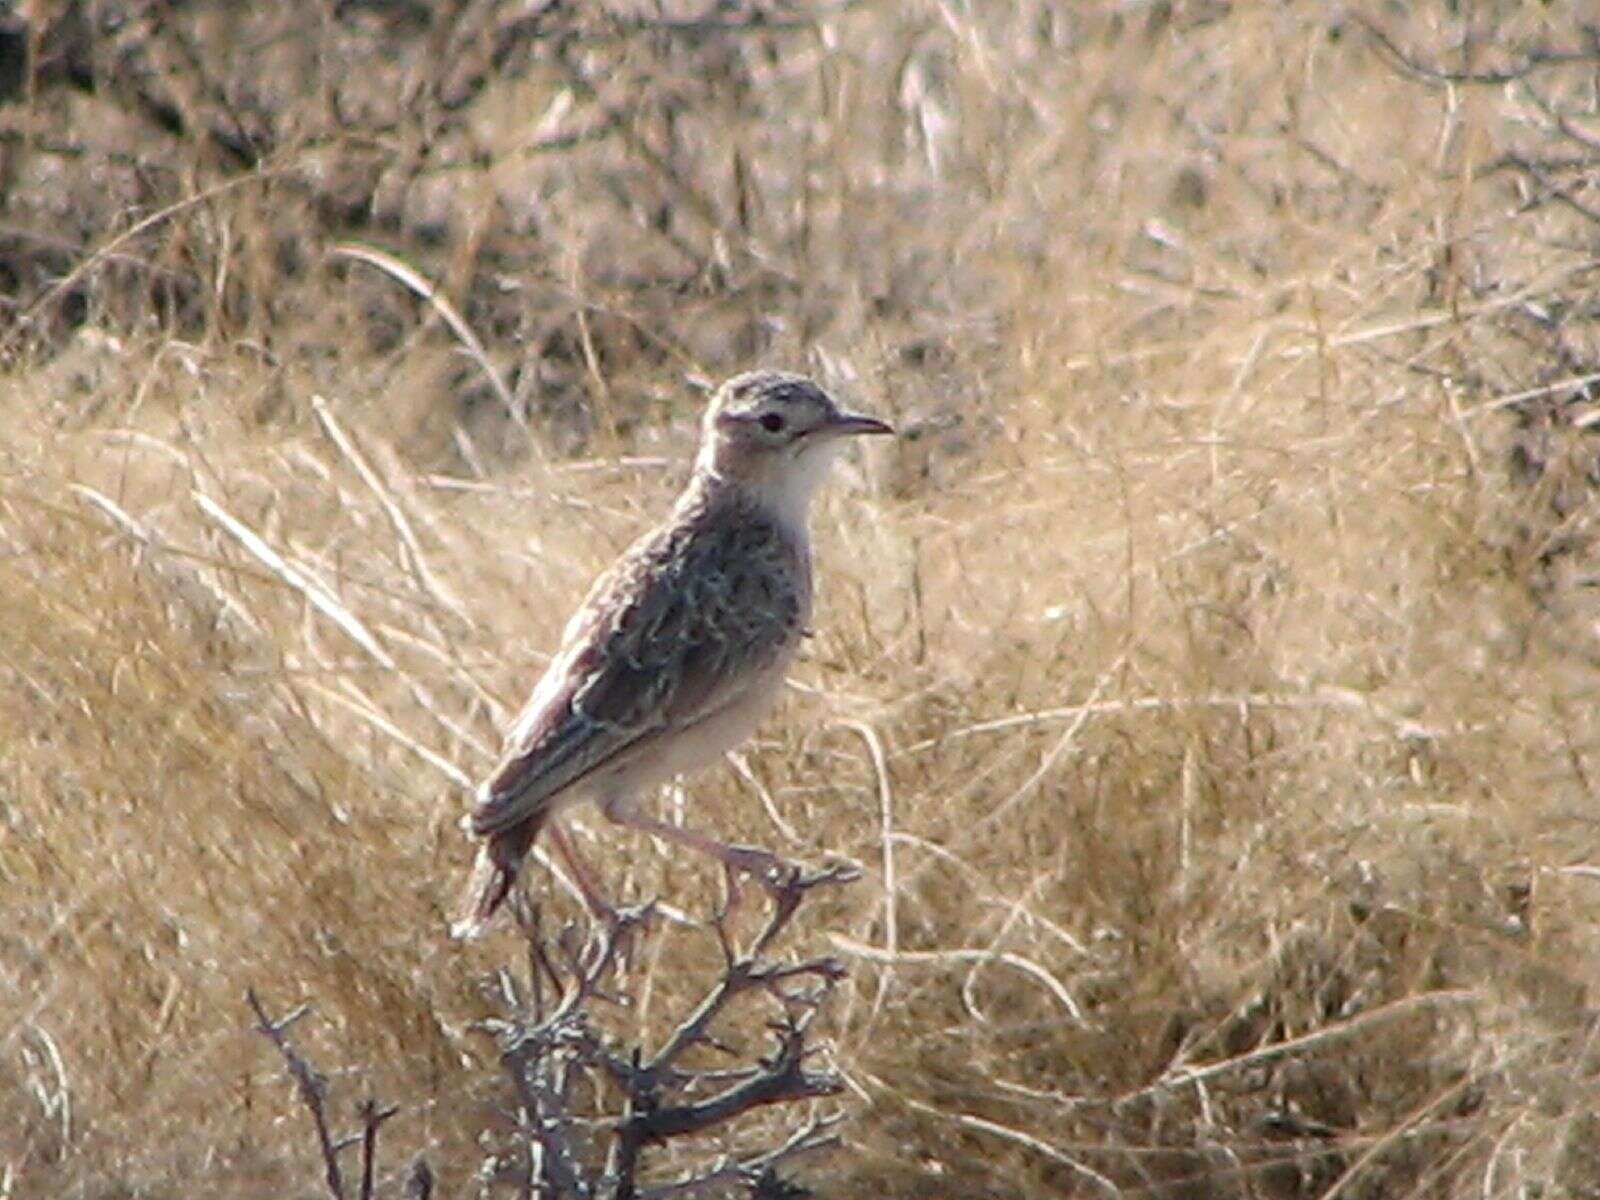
<box><xmin>5</xmin><ymin>1</ymin><xmax>1600</xmax><ymax>1195</ymax></box>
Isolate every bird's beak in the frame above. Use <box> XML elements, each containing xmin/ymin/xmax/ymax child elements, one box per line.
<box><xmin>823</xmin><ymin>410</ymin><xmax>895</xmax><ymax>439</ymax></box>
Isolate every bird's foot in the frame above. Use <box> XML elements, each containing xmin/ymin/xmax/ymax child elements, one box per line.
<box><xmin>718</xmin><ymin>844</ymin><xmax>805</xmax><ymax>914</ymax></box>
<box><xmin>725</xmin><ymin>843</ymin><xmax>803</xmax><ymax>887</ymax></box>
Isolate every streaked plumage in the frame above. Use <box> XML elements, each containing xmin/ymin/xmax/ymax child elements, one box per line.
<box><xmin>453</xmin><ymin>370</ymin><xmax>892</xmax><ymax>938</ymax></box>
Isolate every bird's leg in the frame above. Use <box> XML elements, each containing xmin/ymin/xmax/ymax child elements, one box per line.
<box><xmin>545</xmin><ymin>821</ymin><xmax>623</xmax><ymax>924</ymax></box>
<box><xmin>544</xmin><ymin>821</ymin><xmax>655</xmax><ymax>973</ymax></box>
<box><xmin>598</xmin><ymin>797</ymin><xmax>801</xmax><ymax>904</ymax></box>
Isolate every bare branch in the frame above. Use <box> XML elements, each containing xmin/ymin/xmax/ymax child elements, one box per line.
<box><xmin>1357</xmin><ymin>15</ymin><xmax>1600</xmax><ymax>86</ymax></box>
<box><xmin>1520</xmin><ymin>80</ymin><xmax>1600</xmax><ymax>154</ymax></box>
<box><xmin>637</xmin><ymin>1116</ymin><xmax>845</xmax><ymax>1200</ymax></box>
<box><xmin>477</xmin><ymin>863</ymin><xmax>857</xmax><ymax>1198</ymax></box>
<box><xmin>627</xmin><ymin>1023</ymin><xmax>842</xmax><ymax>1142</ymax></box>
<box><xmin>645</xmin><ymin>865</ymin><xmax>857</xmax><ymax>1078</ymax></box>
<box><xmin>247</xmin><ymin>990</ymin><xmax>419</xmax><ymax>1200</ymax></box>
<box><xmin>358</xmin><ymin>1099</ymin><xmax>400</xmax><ymax>1200</ymax></box>
<box><xmin>246</xmin><ymin>989</ymin><xmax>347</xmax><ymax>1200</ymax></box>
<box><xmin>1502</xmin><ymin>154</ymin><xmax>1600</xmax><ymax>227</ymax></box>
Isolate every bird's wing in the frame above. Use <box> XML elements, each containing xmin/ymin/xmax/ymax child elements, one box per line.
<box><xmin>469</xmin><ymin>509</ymin><xmax>805</xmax><ymax>836</ymax></box>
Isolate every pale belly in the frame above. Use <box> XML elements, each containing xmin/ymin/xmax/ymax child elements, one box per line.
<box><xmin>593</xmin><ymin>660</ymin><xmax>790</xmax><ymax>800</ymax></box>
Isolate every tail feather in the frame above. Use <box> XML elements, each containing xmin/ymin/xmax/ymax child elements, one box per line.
<box><xmin>451</xmin><ymin>817</ymin><xmax>543</xmax><ymax>940</ymax></box>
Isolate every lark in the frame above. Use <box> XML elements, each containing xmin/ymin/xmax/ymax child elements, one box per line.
<box><xmin>453</xmin><ymin>370</ymin><xmax>893</xmax><ymax>938</ymax></box>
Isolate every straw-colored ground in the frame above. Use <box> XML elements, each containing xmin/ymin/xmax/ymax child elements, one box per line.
<box><xmin>5</xmin><ymin>2</ymin><xmax>1600</xmax><ymax>1196</ymax></box>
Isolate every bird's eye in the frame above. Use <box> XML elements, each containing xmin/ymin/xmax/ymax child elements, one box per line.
<box><xmin>759</xmin><ymin>412</ymin><xmax>786</xmax><ymax>434</ymax></box>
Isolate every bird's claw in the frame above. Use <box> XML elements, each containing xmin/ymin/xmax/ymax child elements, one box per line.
<box><xmin>719</xmin><ymin>845</ymin><xmax>804</xmax><ymax>913</ymax></box>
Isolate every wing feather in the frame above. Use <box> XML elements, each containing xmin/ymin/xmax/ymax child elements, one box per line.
<box><xmin>469</xmin><ymin>499</ymin><xmax>805</xmax><ymax>837</ymax></box>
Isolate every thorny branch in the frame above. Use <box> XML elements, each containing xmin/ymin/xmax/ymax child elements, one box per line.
<box><xmin>246</xmin><ymin>989</ymin><xmax>402</xmax><ymax>1200</ymax></box>
<box><xmin>1360</xmin><ymin>17</ymin><xmax>1600</xmax><ymax>231</ymax></box>
<box><xmin>1356</xmin><ymin>15</ymin><xmax>1600</xmax><ymax>86</ymax></box>
<box><xmin>485</xmin><ymin>862</ymin><xmax>859</xmax><ymax>1199</ymax></box>
<box><xmin>634</xmin><ymin>1114</ymin><xmax>845</xmax><ymax>1200</ymax></box>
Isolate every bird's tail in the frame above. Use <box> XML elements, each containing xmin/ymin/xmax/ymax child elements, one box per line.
<box><xmin>450</xmin><ymin>816</ymin><xmax>544</xmax><ymax>940</ymax></box>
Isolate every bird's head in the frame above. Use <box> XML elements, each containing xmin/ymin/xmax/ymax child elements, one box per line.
<box><xmin>696</xmin><ymin>370</ymin><xmax>893</xmax><ymax>515</ymax></box>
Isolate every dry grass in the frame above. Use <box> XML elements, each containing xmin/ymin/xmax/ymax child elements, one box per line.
<box><xmin>5</xmin><ymin>2</ymin><xmax>1600</xmax><ymax>1196</ymax></box>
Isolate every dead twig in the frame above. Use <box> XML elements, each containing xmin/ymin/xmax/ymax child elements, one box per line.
<box><xmin>636</xmin><ymin>1114</ymin><xmax>844</xmax><ymax>1199</ymax></box>
<box><xmin>247</xmin><ymin>990</ymin><xmax>415</xmax><ymax>1200</ymax></box>
<box><xmin>246</xmin><ymin>990</ymin><xmax>348</xmax><ymax>1200</ymax></box>
<box><xmin>1356</xmin><ymin>15</ymin><xmax>1599</xmax><ymax>86</ymax></box>
<box><xmin>478</xmin><ymin>864</ymin><xmax>857</xmax><ymax>1198</ymax></box>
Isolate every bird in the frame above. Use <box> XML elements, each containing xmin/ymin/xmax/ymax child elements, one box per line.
<box><xmin>452</xmin><ymin>370</ymin><xmax>894</xmax><ymax>938</ymax></box>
